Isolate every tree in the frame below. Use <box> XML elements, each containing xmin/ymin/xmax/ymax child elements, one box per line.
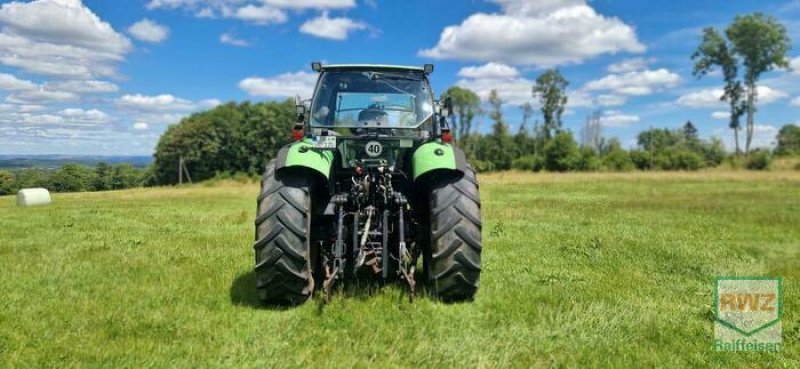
<box><xmin>775</xmin><ymin>124</ymin><xmax>800</xmax><ymax>155</ymax></box>
<box><xmin>111</xmin><ymin>164</ymin><xmax>143</xmax><ymax>189</ymax></box>
<box><xmin>48</xmin><ymin>164</ymin><xmax>95</xmax><ymax>192</ymax></box>
<box><xmin>152</xmin><ymin>100</ymin><xmax>294</xmax><ymax>184</ymax></box>
<box><xmin>0</xmin><ymin>170</ymin><xmax>18</xmax><ymax>196</ymax></box>
<box><xmin>692</xmin><ymin>27</ymin><xmax>745</xmax><ymax>154</ymax></box>
<box><xmin>682</xmin><ymin>121</ymin><xmax>699</xmax><ymax>142</ymax></box>
<box><xmin>15</xmin><ymin>169</ymin><xmax>48</xmax><ymax>189</ymax></box>
<box><xmin>476</xmin><ymin>90</ymin><xmax>517</xmax><ymax>170</ymax></box>
<box><xmin>519</xmin><ymin>103</ymin><xmax>534</xmax><ymax>131</ymax></box>
<box><xmin>532</xmin><ymin>69</ymin><xmax>568</xmax><ymax>140</ymax></box>
<box><xmin>543</xmin><ymin>131</ymin><xmax>580</xmax><ymax>172</ymax></box>
<box><xmin>726</xmin><ymin>13</ymin><xmax>791</xmax><ymax>154</ymax></box>
<box><xmin>443</xmin><ymin>86</ymin><xmax>481</xmax><ymax>140</ymax></box>
<box><xmin>580</xmin><ymin>110</ymin><xmax>604</xmax><ymax>154</ymax></box>
<box><xmin>92</xmin><ymin>162</ymin><xmax>113</xmax><ymax>191</ymax></box>
<box><xmin>637</xmin><ymin>128</ymin><xmax>680</xmax><ymax>152</ymax></box>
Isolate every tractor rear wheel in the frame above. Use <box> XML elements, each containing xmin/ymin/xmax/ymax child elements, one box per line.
<box><xmin>427</xmin><ymin>166</ymin><xmax>482</xmax><ymax>302</ymax></box>
<box><xmin>254</xmin><ymin>160</ymin><xmax>313</xmax><ymax>305</ymax></box>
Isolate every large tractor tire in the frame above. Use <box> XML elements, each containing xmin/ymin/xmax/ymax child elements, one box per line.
<box><xmin>427</xmin><ymin>166</ymin><xmax>482</xmax><ymax>302</ymax></box>
<box><xmin>254</xmin><ymin>160</ymin><xmax>313</xmax><ymax>305</ymax></box>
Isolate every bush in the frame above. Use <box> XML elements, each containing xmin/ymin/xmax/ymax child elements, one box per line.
<box><xmin>48</xmin><ymin>164</ymin><xmax>96</xmax><ymax>192</ymax></box>
<box><xmin>511</xmin><ymin>155</ymin><xmax>545</xmax><ymax>172</ymax></box>
<box><xmin>652</xmin><ymin>149</ymin><xmax>704</xmax><ymax>171</ymax></box>
<box><xmin>699</xmin><ymin>138</ymin><xmax>726</xmax><ymax>167</ymax></box>
<box><xmin>629</xmin><ymin>150</ymin><xmax>652</xmax><ymax>170</ymax></box>
<box><xmin>571</xmin><ymin>147</ymin><xmax>600</xmax><ymax>171</ymax></box>
<box><xmin>745</xmin><ymin>150</ymin><xmax>772</xmax><ymax>170</ymax></box>
<box><xmin>110</xmin><ymin>164</ymin><xmax>144</xmax><ymax>189</ymax></box>
<box><xmin>15</xmin><ymin>169</ymin><xmax>49</xmax><ymax>189</ymax></box>
<box><xmin>673</xmin><ymin>150</ymin><xmax>704</xmax><ymax>170</ymax></box>
<box><xmin>0</xmin><ymin>170</ymin><xmax>18</xmax><ymax>196</ymax></box>
<box><xmin>543</xmin><ymin>131</ymin><xmax>580</xmax><ymax>172</ymax></box>
<box><xmin>602</xmin><ymin>149</ymin><xmax>634</xmax><ymax>171</ymax></box>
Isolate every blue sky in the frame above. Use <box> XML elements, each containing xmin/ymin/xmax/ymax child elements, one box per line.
<box><xmin>0</xmin><ymin>0</ymin><xmax>798</xmax><ymax>155</ymax></box>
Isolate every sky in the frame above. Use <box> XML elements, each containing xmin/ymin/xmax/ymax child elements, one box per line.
<box><xmin>0</xmin><ymin>0</ymin><xmax>798</xmax><ymax>156</ymax></box>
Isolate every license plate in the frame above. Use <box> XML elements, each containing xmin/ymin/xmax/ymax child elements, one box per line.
<box><xmin>312</xmin><ymin>135</ymin><xmax>336</xmax><ymax>149</ymax></box>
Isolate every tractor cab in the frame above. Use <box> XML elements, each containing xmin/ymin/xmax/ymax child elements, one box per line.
<box><xmin>300</xmin><ymin>64</ymin><xmax>446</xmax><ymax>171</ymax></box>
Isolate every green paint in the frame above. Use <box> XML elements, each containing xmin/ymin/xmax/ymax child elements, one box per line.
<box><xmin>412</xmin><ymin>141</ymin><xmax>456</xmax><ymax>180</ymax></box>
<box><xmin>283</xmin><ymin>140</ymin><xmax>334</xmax><ymax>178</ymax></box>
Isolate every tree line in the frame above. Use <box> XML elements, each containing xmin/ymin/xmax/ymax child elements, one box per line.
<box><xmin>2</xmin><ymin>97</ymin><xmax>798</xmax><ymax>196</ymax></box>
<box><xmin>1</xmin><ymin>12</ymin><xmax>797</xmax><ymax>195</ymax></box>
<box><xmin>0</xmin><ymin>163</ymin><xmax>146</xmax><ymax>196</ymax></box>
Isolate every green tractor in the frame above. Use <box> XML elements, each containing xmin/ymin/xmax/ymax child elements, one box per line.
<box><xmin>254</xmin><ymin>62</ymin><xmax>482</xmax><ymax>304</ymax></box>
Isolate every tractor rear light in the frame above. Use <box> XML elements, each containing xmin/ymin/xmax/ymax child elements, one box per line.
<box><xmin>291</xmin><ymin>129</ymin><xmax>304</xmax><ymax>141</ymax></box>
<box><xmin>441</xmin><ymin>130</ymin><xmax>453</xmax><ymax>144</ymax></box>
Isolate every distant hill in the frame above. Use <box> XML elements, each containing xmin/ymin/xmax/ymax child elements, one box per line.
<box><xmin>0</xmin><ymin>155</ymin><xmax>153</xmax><ymax>170</ymax></box>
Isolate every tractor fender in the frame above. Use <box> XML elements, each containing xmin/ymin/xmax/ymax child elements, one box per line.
<box><xmin>412</xmin><ymin>141</ymin><xmax>468</xmax><ymax>181</ymax></box>
<box><xmin>274</xmin><ymin>140</ymin><xmax>334</xmax><ymax>180</ymax></box>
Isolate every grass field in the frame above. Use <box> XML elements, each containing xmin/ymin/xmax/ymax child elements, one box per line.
<box><xmin>1</xmin><ymin>171</ymin><xmax>798</xmax><ymax>368</ymax></box>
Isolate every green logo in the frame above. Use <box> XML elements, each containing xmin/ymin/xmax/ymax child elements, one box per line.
<box><xmin>713</xmin><ymin>277</ymin><xmax>783</xmax><ymax>352</ymax></box>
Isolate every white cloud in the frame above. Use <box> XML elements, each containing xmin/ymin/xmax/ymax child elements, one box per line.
<box><xmin>456</xmin><ymin>75</ymin><xmax>534</xmax><ymax>106</ymax></box>
<box><xmin>133</xmin><ymin>122</ymin><xmax>149</xmax><ymax>130</ymax></box>
<box><xmin>456</xmin><ymin>66</ymin><xmax>628</xmax><ymax>108</ymax></box>
<box><xmin>607</xmin><ymin>57</ymin><xmax>654</xmax><ymax>73</ymax></box>
<box><xmin>585</xmin><ymin>68</ymin><xmax>681</xmax><ymax>96</ymax></box>
<box><xmin>239</xmin><ymin>71</ymin><xmax>318</xmax><ymax>98</ymax></box>
<box><xmin>790</xmin><ymin>56</ymin><xmax>800</xmax><ymax>75</ymax></box>
<box><xmin>419</xmin><ymin>0</ymin><xmax>644</xmax><ymax>66</ymax></box>
<box><xmin>0</xmin><ymin>73</ymin><xmax>37</xmax><ymax>91</ymax></box>
<box><xmin>676</xmin><ymin>88</ymin><xmax>724</xmax><ymax>108</ymax></box>
<box><xmin>233</xmin><ymin>5</ymin><xmax>286</xmax><ymax>25</ymax></box>
<box><xmin>135</xmin><ymin>112</ymin><xmax>187</xmax><ymax>125</ymax></box>
<box><xmin>791</xmin><ymin>96</ymin><xmax>800</xmax><ymax>107</ymax></box>
<box><xmin>677</xmin><ymin>86</ymin><xmax>788</xmax><ymax>108</ymax></box>
<box><xmin>8</xmin><ymin>113</ymin><xmax>64</xmax><ymax>125</ymax></box>
<box><xmin>220</xmin><ymin>32</ymin><xmax>249</xmax><ymax>47</ymax></box>
<box><xmin>0</xmin><ymin>108</ymin><xmax>112</xmax><ymax>126</ymax></box>
<box><xmin>263</xmin><ymin>0</ymin><xmax>355</xmax><ymax>9</ymax></box>
<box><xmin>0</xmin><ymin>0</ymin><xmax>132</xmax><ymax>78</ymax></box>
<box><xmin>713</xmin><ymin>124</ymin><xmax>779</xmax><ymax>150</ymax></box>
<box><xmin>147</xmin><ymin>0</ymin><xmax>355</xmax><ymax>11</ymax></box>
<box><xmin>0</xmin><ymin>103</ymin><xmax>46</xmax><ymax>113</ymax></box>
<box><xmin>128</xmin><ymin>19</ymin><xmax>170</xmax><ymax>43</ymax></box>
<box><xmin>711</xmin><ymin>111</ymin><xmax>729</xmax><ymax>120</ymax></box>
<box><xmin>198</xmin><ymin>98</ymin><xmax>222</xmax><ymax>108</ymax></box>
<box><xmin>44</xmin><ymin>80</ymin><xmax>118</xmax><ymax>93</ymax></box>
<box><xmin>457</xmin><ymin>62</ymin><xmax>520</xmax><ymax>79</ymax></box>
<box><xmin>595</xmin><ymin>94</ymin><xmax>626</xmax><ymax>107</ymax></box>
<box><xmin>756</xmin><ymin>86</ymin><xmax>789</xmax><ymax>104</ymax></box>
<box><xmin>6</xmin><ymin>88</ymin><xmax>79</xmax><ymax>104</ymax></box>
<box><xmin>195</xmin><ymin>7</ymin><xmax>214</xmax><ymax>18</ymax></box>
<box><xmin>599</xmin><ymin>110</ymin><xmax>639</xmax><ymax>127</ymax></box>
<box><xmin>115</xmin><ymin>94</ymin><xmax>196</xmax><ymax>112</ymax></box>
<box><xmin>59</xmin><ymin>108</ymin><xmax>113</xmax><ymax>124</ymax></box>
<box><xmin>300</xmin><ymin>12</ymin><xmax>366</xmax><ymax>40</ymax></box>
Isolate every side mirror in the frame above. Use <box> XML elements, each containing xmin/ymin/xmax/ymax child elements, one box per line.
<box><xmin>295</xmin><ymin>96</ymin><xmax>306</xmax><ymax>124</ymax></box>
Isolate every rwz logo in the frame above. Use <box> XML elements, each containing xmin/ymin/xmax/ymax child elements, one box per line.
<box><xmin>713</xmin><ymin>277</ymin><xmax>783</xmax><ymax>352</ymax></box>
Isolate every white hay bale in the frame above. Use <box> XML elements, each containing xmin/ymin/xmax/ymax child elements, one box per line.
<box><xmin>17</xmin><ymin>188</ymin><xmax>52</xmax><ymax>207</ymax></box>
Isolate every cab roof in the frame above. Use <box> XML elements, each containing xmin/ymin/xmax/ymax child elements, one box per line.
<box><xmin>321</xmin><ymin>64</ymin><xmax>425</xmax><ymax>72</ymax></box>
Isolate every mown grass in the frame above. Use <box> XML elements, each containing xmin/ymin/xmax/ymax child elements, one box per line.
<box><xmin>1</xmin><ymin>171</ymin><xmax>798</xmax><ymax>368</ymax></box>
